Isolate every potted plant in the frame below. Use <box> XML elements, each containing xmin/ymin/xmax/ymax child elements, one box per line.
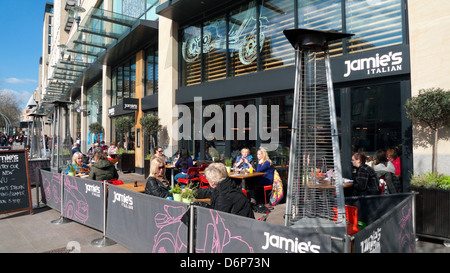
<box><xmin>406</xmin><ymin>87</ymin><xmax>450</xmax><ymax>244</ymax></box>
<box><xmin>225</xmin><ymin>158</ymin><xmax>232</xmax><ymax>173</ymax></box>
<box><xmin>139</xmin><ymin>114</ymin><xmax>162</xmax><ymax>155</ymax></box>
<box><xmin>181</xmin><ymin>183</ymin><xmax>197</xmax><ymax>204</ymax></box>
<box><xmin>115</xmin><ymin>117</ymin><xmax>135</xmax><ymax>172</ymax></box>
<box><xmin>409</xmin><ymin>172</ymin><xmax>450</xmax><ymax>244</ymax></box>
<box><xmin>171</xmin><ymin>184</ymin><xmax>182</xmax><ymax>202</ymax></box>
<box><xmin>67</xmin><ymin>164</ymin><xmax>76</xmax><ymax>176</ymax></box>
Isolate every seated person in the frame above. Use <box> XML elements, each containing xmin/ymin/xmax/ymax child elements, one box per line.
<box><xmin>197</xmin><ymin>163</ymin><xmax>254</xmax><ymax>219</ymax></box>
<box><xmin>234</xmin><ymin>148</ymin><xmax>253</xmax><ymax>169</ymax></box>
<box><xmin>174</xmin><ymin>148</ymin><xmax>194</xmax><ymax>185</ymax></box>
<box><xmin>145</xmin><ymin>157</ymin><xmax>172</xmax><ymax>199</ymax></box>
<box><xmin>386</xmin><ymin>148</ymin><xmax>401</xmax><ymax>177</ymax></box>
<box><xmin>65</xmin><ymin>152</ymin><xmax>89</xmax><ymax>174</ymax></box>
<box><xmin>247</xmin><ymin>148</ymin><xmax>275</xmax><ymax>205</ymax></box>
<box><xmin>351</xmin><ymin>151</ymin><xmax>380</xmax><ymax>196</ymax></box>
<box><xmin>374</xmin><ymin>149</ymin><xmax>400</xmax><ymax>193</ymax></box>
<box><xmin>88</xmin><ymin>148</ymin><xmax>119</xmax><ymax>181</ymax></box>
<box><xmin>107</xmin><ymin>141</ymin><xmax>119</xmax><ymax>154</ymax></box>
<box><xmin>373</xmin><ymin>149</ymin><xmax>396</xmax><ymax>174</ymax></box>
<box><xmin>151</xmin><ymin>146</ymin><xmax>168</xmax><ymax>163</ymax></box>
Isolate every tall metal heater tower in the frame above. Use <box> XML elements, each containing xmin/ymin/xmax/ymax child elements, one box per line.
<box><xmin>283</xmin><ymin>29</ymin><xmax>353</xmax><ymax>238</ymax></box>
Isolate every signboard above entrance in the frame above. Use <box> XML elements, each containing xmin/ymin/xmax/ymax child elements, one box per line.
<box><xmin>331</xmin><ymin>45</ymin><xmax>410</xmax><ymax>83</ymax></box>
<box><xmin>123</xmin><ymin>98</ymin><xmax>139</xmax><ymax>111</ymax></box>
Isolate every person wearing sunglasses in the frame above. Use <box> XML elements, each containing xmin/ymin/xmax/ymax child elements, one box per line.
<box><xmin>145</xmin><ymin>157</ymin><xmax>172</xmax><ymax>199</ymax></box>
<box><xmin>150</xmin><ymin>146</ymin><xmax>168</xmax><ymax>163</ymax></box>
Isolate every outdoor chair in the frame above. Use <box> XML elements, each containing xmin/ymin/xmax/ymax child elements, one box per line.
<box><xmin>177</xmin><ymin>167</ymin><xmax>200</xmax><ymax>186</ymax></box>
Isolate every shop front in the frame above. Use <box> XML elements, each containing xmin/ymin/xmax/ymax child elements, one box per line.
<box><xmin>158</xmin><ymin>0</ymin><xmax>412</xmax><ymax>188</ymax></box>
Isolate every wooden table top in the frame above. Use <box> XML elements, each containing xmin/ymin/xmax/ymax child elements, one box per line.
<box><xmin>116</xmin><ymin>182</ymin><xmax>146</xmax><ymax>193</ymax></box>
<box><xmin>228</xmin><ymin>171</ymin><xmax>266</xmax><ymax>179</ymax></box>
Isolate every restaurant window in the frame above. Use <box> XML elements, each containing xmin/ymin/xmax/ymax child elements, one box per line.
<box><xmin>350</xmin><ymin>83</ymin><xmax>402</xmax><ymax>154</ymax></box>
<box><xmin>145</xmin><ymin>46</ymin><xmax>158</xmax><ymax>96</ymax></box>
<box><xmin>345</xmin><ymin>0</ymin><xmax>403</xmax><ymax>53</ymax></box>
<box><xmin>229</xmin><ymin>1</ymin><xmax>258</xmax><ymax>77</ymax></box>
<box><xmin>181</xmin><ymin>24</ymin><xmax>202</xmax><ymax>86</ymax></box>
<box><xmin>86</xmin><ymin>81</ymin><xmax>103</xmax><ymax>144</ymax></box>
<box><xmin>111</xmin><ymin>57</ymin><xmax>136</xmax><ymax>105</ymax></box>
<box><xmin>203</xmin><ymin>16</ymin><xmax>227</xmax><ymax>82</ymax></box>
<box><xmin>260</xmin><ymin>0</ymin><xmax>295</xmax><ymax>71</ymax></box>
<box><xmin>298</xmin><ymin>0</ymin><xmax>344</xmax><ymax>56</ymax></box>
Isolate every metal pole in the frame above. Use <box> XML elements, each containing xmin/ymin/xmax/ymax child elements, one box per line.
<box><xmin>50</xmin><ymin>111</ymin><xmax>56</xmax><ymax>169</ymax></box>
<box><xmin>189</xmin><ymin>204</ymin><xmax>195</xmax><ymax>253</ymax></box>
<box><xmin>91</xmin><ymin>180</ymin><xmax>116</xmax><ymax>247</ymax></box>
<box><xmin>51</xmin><ymin>174</ymin><xmax>70</xmax><ymax>224</ymax></box>
<box><xmin>56</xmin><ymin>106</ymin><xmax>61</xmax><ymax>172</ymax></box>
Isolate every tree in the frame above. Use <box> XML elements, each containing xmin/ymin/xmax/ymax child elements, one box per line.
<box><xmin>88</xmin><ymin>122</ymin><xmax>104</xmax><ymax>143</ymax></box>
<box><xmin>405</xmin><ymin>87</ymin><xmax>450</xmax><ymax>175</ymax></box>
<box><xmin>139</xmin><ymin>114</ymin><xmax>162</xmax><ymax>153</ymax></box>
<box><xmin>115</xmin><ymin>117</ymin><xmax>133</xmax><ymax>150</ymax></box>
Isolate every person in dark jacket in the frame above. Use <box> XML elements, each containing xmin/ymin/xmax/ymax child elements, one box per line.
<box><xmin>145</xmin><ymin>157</ymin><xmax>172</xmax><ymax>199</ymax></box>
<box><xmin>351</xmin><ymin>151</ymin><xmax>380</xmax><ymax>196</ymax></box>
<box><xmin>197</xmin><ymin>163</ymin><xmax>254</xmax><ymax>219</ymax></box>
<box><xmin>88</xmin><ymin>148</ymin><xmax>119</xmax><ymax>181</ymax></box>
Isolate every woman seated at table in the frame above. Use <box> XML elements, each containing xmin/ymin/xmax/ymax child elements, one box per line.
<box><xmin>88</xmin><ymin>148</ymin><xmax>119</xmax><ymax>181</ymax></box>
<box><xmin>145</xmin><ymin>157</ymin><xmax>172</xmax><ymax>199</ymax></box>
<box><xmin>351</xmin><ymin>151</ymin><xmax>380</xmax><ymax>196</ymax></box>
<box><xmin>65</xmin><ymin>152</ymin><xmax>89</xmax><ymax>174</ymax></box>
<box><xmin>234</xmin><ymin>148</ymin><xmax>253</xmax><ymax>169</ymax></box>
<box><xmin>174</xmin><ymin>148</ymin><xmax>194</xmax><ymax>186</ymax></box>
<box><xmin>196</xmin><ymin>163</ymin><xmax>254</xmax><ymax>218</ymax></box>
<box><xmin>107</xmin><ymin>141</ymin><xmax>119</xmax><ymax>155</ymax></box>
<box><xmin>247</xmin><ymin>148</ymin><xmax>275</xmax><ymax>205</ymax></box>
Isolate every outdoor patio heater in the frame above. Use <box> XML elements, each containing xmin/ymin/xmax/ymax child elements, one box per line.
<box><xmin>27</xmin><ymin>112</ymin><xmax>48</xmax><ymax>159</ymax></box>
<box><xmin>50</xmin><ymin>100</ymin><xmax>74</xmax><ymax>173</ymax></box>
<box><xmin>283</xmin><ymin>29</ymin><xmax>354</xmax><ymax>240</ymax></box>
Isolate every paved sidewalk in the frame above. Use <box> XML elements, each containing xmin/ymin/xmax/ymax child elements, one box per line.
<box><xmin>0</xmin><ymin>171</ymin><xmax>449</xmax><ymax>253</ymax></box>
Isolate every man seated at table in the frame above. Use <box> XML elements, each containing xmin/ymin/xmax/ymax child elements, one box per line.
<box><xmin>196</xmin><ymin>163</ymin><xmax>254</xmax><ymax>219</ymax></box>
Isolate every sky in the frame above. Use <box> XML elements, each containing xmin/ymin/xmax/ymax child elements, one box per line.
<box><xmin>0</xmin><ymin>0</ymin><xmax>52</xmax><ymax>110</ymax></box>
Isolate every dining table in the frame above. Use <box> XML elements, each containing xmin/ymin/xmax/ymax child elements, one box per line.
<box><xmin>116</xmin><ymin>182</ymin><xmax>146</xmax><ymax>193</ymax></box>
<box><xmin>228</xmin><ymin>171</ymin><xmax>266</xmax><ymax>189</ymax></box>
<box><xmin>165</xmin><ymin>164</ymin><xmax>177</xmax><ymax>187</ymax></box>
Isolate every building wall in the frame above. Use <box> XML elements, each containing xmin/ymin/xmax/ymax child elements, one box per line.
<box><xmin>158</xmin><ymin>16</ymin><xmax>179</xmax><ymax>157</ymax></box>
<box><xmin>408</xmin><ymin>0</ymin><xmax>450</xmax><ymax>174</ymax></box>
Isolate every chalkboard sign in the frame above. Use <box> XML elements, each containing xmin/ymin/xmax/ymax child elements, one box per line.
<box><xmin>0</xmin><ymin>150</ymin><xmax>32</xmax><ymax>215</ymax></box>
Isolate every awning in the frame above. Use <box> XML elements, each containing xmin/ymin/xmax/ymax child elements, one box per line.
<box><xmin>156</xmin><ymin>0</ymin><xmax>234</xmax><ymax>24</ymax></box>
<box><xmin>43</xmin><ymin>7</ymin><xmax>149</xmax><ymax>102</ymax></box>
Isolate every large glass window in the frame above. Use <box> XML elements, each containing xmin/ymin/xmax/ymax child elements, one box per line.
<box><xmin>111</xmin><ymin>57</ymin><xmax>136</xmax><ymax>105</ymax></box>
<box><xmin>260</xmin><ymin>0</ymin><xmax>296</xmax><ymax>70</ymax></box>
<box><xmin>181</xmin><ymin>25</ymin><xmax>202</xmax><ymax>86</ymax></box>
<box><xmin>86</xmin><ymin>81</ymin><xmax>103</xmax><ymax>144</ymax></box>
<box><xmin>145</xmin><ymin>46</ymin><xmax>158</xmax><ymax>96</ymax></box>
<box><xmin>345</xmin><ymin>0</ymin><xmax>403</xmax><ymax>53</ymax></box>
<box><xmin>298</xmin><ymin>0</ymin><xmax>344</xmax><ymax>56</ymax></box>
<box><xmin>229</xmin><ymin>1</ymin><xmax>258</xmax><ymax>77</ymax></box>
<box><xmin>350</xmin><ymin>83</ymin><xmax>402</xmax><ymax>154</ymax></box>
<box><xmin>203</xmin><ymin>16</ymin><xmax>228</xmax><ymax>82</ymax></box>
<box><xmin>179</xmin><ymin>0</ymin><xmax>406</xmax><ymax>87</ymax></box>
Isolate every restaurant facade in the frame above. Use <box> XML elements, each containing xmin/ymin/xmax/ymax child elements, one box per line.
<box><xmin>37</xmin><ymin>0</ymin><xmax>450</xmax><ymax>189</ymax></box>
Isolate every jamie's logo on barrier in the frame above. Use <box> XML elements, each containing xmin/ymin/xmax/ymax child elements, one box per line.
<box><xmin>85</xmin><ymin>184</ymin><xmax>101</xmax><ymax>197</ymax></box>
<box><xmin>112</xmin><ymin>191</ymin><xmax>133</xmax><ymax>210</ymax></box>
<box><xmin>261</xmin><ymin>232</ymin><xmax>321</xmax><ymax>253</ymax></box>
<box><xmin>344</xmin><ymin>51</ymin><xmax>403</xmax><ymax>78</ymax></box>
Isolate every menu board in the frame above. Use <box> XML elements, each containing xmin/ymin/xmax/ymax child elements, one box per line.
<box><xmin>0</xmin><ymin>150</ymin><xmax>32</xmax><ymax>215</ymax></box>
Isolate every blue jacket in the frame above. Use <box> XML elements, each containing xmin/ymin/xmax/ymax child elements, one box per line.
<box><xmin>256</xmin><ymin>161</ymin><xmax>274</xmax><ymax>186</ymax></box>
<box><xmin>235</xmin><ymin>155</ymin><xmax>253</xmax><ymax>169</ymax></box>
